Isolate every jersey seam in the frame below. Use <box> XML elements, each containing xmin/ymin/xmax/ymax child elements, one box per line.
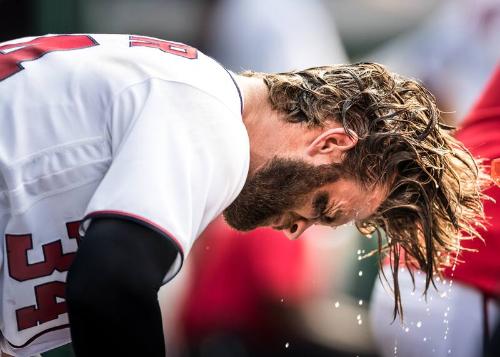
<box><xmin>8</xmin><ymin>157</ymin><xmax>111</xmax><ymax>192</ymax></box>
<box><xmin>7</xmin><ymin>160</ymin><xmax>110</xmax><ymax>215</ymax></box>
<box><xmin>2</xmin><ymin>137</ymin><xmax>107</xmax><ymax>168</ymax></box>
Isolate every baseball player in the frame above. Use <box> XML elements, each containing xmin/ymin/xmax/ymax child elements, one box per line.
<box><xmin>0</xmin><ymin>34</ymin><xmax>487</xmax><ymax>356</ymax></box>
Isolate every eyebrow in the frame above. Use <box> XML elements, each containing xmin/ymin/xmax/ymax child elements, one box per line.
<box><xmin>312</xmin><ymin>192</ymin><xmax>343</xmax><ymax>225</ymax></box>
<box><xmin>312</xmin><ymin>192</ymin><xmax>329</xmax><ymax>217</ymax></box>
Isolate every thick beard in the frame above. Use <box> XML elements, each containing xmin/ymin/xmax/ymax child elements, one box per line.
<box><xmin>223</xmin><ymin>157</ymin><xmax>342</xmax><ymax>231</ymax></box>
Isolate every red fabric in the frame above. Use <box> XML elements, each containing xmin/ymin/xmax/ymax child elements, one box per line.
<box><xmin>179</xmin><ymin>218</ymin><xmax>315</xmax><ymax>340</ymax></box>
<box><xmin>442</xmin><ymin>64</ymin><xmax>500</xmax><ymax>297</ymax></box>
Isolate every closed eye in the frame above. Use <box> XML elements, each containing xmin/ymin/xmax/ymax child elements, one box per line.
<box><xmin>319</xmin><ymin>215</ymin><xmax>336</xmax><ymax>225</ymax></box>
<box><xmin>319</xmin><ymin>211</ymin><xmax>340</xmax><ymax>225</ymax></box>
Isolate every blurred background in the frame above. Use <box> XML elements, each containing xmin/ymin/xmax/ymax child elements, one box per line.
<box><xmin>2</xmin><ymin>0</ymin><xmax>499</xmax><ymax>356</ymax></box>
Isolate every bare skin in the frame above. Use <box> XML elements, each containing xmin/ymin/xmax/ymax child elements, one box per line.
<box><xmin>235</xmin><ymin>74</ymin><xmax>385</xmax><ymax>240</ymax></box>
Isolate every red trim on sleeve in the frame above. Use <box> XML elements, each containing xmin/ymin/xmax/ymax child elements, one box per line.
<box><xmin>82</xmin><ymin>210</ymin><xmax>184</xmax><ymax>255</ymax></box>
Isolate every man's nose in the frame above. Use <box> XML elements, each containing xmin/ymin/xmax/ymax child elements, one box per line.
<box><xmin>281</xmin><ymin>219</ymin><xmax>314</xmax><ymax>240</ymax></box>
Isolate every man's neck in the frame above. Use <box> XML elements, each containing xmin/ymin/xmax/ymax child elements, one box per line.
<box><xmin>235</xmin><ymin>75</ymin><xmax>269</xmax><ymax>130</ymax></box>
<box><xmin>234</xmin><ymin>74</ymin><xmax>322</xmax><ymax>176</ymax></box>
<box><xmin>234</xmin><ymin>75</ymin><xmax>275</xmax><ymax>175</ymax></box>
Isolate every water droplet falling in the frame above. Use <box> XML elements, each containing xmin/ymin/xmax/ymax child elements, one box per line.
<box><xmin>356</xmin><ymin>313</ymin><xmax>363</xmax><ymax>325</ymax></box>
<box><xmin>358</xmin><ymin>270</ymin><xmax>363</xmax><ymax>277</ymax></box>
<box><xmin>416</xmin><ymin>321</ymin><xmax>422</xmax><ymax>328</ymax></box>
<box><xmin>285</xmin><ymin>342</ymin><xmax>289</xmax><ymax>349</ymax></box>
<box><xmin>334</xmin><ymin>301</ymin><xmax>340</xmax><ymax>308</ymax></box>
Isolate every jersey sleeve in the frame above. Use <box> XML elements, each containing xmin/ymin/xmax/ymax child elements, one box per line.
<box><xmin>79</xmin><ymin>78</ymin><xmax>249</xmax><ymax>282</ymax></box>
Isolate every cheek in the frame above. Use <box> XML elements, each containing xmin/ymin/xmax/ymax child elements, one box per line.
<box><xmin>292</xmin><ymin>204</ymin><xmax>311</xmax><ymax>218</ymax></box>
<box><xmin>353</xmin><ymin>194</ymin><xmax>382</xmax><ymax>220</ymax></box>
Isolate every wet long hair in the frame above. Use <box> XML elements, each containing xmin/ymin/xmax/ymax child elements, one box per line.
<box><xmin>243</xmin><ymin>63</ymin><xmax>490</xmax><ymax>319</ymax></box>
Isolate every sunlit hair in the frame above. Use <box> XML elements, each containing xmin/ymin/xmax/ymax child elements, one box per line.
<box><xmin>242</xmin><ymin>63</ymin><xmax>490</xmax><ymax>319</ymax></box>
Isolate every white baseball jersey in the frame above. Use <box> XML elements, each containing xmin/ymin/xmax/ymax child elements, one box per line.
<box><xmin>0</xmin><ymin>34</ymin><xmax>249</xmax><ymax>356</ymax></box>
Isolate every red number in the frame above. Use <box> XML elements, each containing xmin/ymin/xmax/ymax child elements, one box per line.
<box><xmin>0</xmin><ymin>35</ymin><xmax>97</xmax><ymax>81</ymax></box>
<box><xmin>6</xmin><ymin>221</ymin><xmax>81</xmax><ymax>281</ymax></box>
<box><xmin>16</xmin><ymin>282</ymin><xmax>67</xmax><ymax>331</ymax></box>
<box><xmin>6</xmin><ymin>221</ymin><xmax>81</xmax><ymax>330</ymax></box>
<box><xmin>129</xmin><ymin>35</ymin><xmax>197</xmax><ymax>59</ymax></box>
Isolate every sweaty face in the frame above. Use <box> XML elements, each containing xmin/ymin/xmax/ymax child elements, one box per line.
<box><xmin>223</xmin><ymin>157</ymin><xmax>385</xmax><ymax>239</ymax></box>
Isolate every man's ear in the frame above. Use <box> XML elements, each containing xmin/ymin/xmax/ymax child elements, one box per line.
<box><xmin>306</xmin><ymin>127</ymin><xmax>358</xmax><ymax>163</ymax></box>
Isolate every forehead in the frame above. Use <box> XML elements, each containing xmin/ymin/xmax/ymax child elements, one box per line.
<box><xmin>313</xmin><ymin>178</ymin><xmax>385</xmax><ymax>221</ymax></box>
